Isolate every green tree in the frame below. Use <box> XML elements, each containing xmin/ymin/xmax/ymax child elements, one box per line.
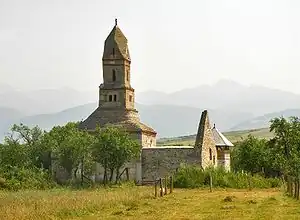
<box><xmin>91</xmin><ymin>126</ymin><xmax>140</xmax><ymax>184</ymax></box>
<box><xmin>45</xmin><ymin>122</ymin><xmax>94</xmax><ymax>180</ymax></box>
<box><xmin>0</xmin><ymin>124</ymin><xmax>46</xmax><ymax>169</ymax></box>
<box><xmin>0</xmin><ymin>136</ymin><xmax>30</xmax><ymax>168</ymax></box>
<box><xmin>231</xmin><ymin>135</ymin><xmax>270</xmax><ymax>174</ymax></box>
<box><xmin>269</xmin><ymin>116</ymin><xmax>300</xmax><ymax>178</ymax></box>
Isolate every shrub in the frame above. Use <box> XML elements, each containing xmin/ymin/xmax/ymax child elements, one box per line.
<box><xmin>173</xmin><ymin>164</ymin><xmax>282</xmax><ymax>189</ymax></box>
<box><xmin>0</xmin><ymin>166</ymin><xmax>56</xmax><ymax>191</ymax></box>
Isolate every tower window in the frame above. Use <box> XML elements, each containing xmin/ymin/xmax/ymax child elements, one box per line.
<box><xmin>209</xmin><ymin>148</ymin><xmax>212</xmax><ymax>160</ymax></box>
<box><xmin>127</xmin><ymin>71</ymin><xmax>129</xmax><ymax>81</ymax></box>
<box><xmin>109</xmin><ymin>95</ymin><xmax>112</xmax><ymax>102</ymax></box>
<box><xmin>113</xmin><ymin>94</ymin><xmax>117</xmax><ymax>101</ymax></box>
<box><xmin>112</xmin><ymin>69</ymin><xmax>116</xmax><ymax>81</ymax></box>
<box><xmin>129</xmin><ymin>95</ymin><xmax>132</xmax><ymax>102</ymax></box>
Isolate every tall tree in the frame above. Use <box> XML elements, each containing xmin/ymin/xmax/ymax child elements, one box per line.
<box><xmin>91</xmin><ymin>126</ymin><xmax>140</xmax><ymax>184</ymax></box>
<box><xmin>231</xmin><ymin>135</ymin><xmax>270</xmax><ymax>174</ymax></box>
<box><xmin>0</xmin><ymin>124</ymin><xmax>46</xmax><ymax>169</ymax></box>
<box><xmin>269</xmin><ymin>116</ymin><xmax>300</xmax><ymax>178</ymax></box>
<box><xmin>45</xmin><ymin>122</ymin><xmax>94</xmax><ymax>179</ymax></box>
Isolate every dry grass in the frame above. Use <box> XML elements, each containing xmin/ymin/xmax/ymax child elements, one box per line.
<box><xmin>1</xmin><ymin>186</ymin><xmax>300</xmax><ymax>220</ymax></box>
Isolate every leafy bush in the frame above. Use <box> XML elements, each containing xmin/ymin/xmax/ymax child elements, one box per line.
<box><xmin>0</xmin><ymin>166</ymin><xmax>56</xmax><ymax>191</ymax></box>
<box><xmin>174</xmin><ymin>164</ymin><xmax>282</xmax><ymax>189</ymax></box>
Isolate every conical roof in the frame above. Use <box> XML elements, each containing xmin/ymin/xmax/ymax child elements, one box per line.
<box><xmin>102</xmin><ymin>19</ymin><xmax>131</xmax><ymax>60</ymax></box>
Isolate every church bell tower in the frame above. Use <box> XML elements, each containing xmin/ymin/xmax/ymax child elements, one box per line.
<box><xmin>79</xmin><ymin>19</ymin><xmax>156</xmax><ymax>147</ymax></box>
<box><xmin>99</xmin><ymin>19</ymin><xmax>135</xmax><ymax>111</ymax></box>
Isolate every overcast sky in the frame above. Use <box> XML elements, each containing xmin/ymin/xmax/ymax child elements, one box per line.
<box><xmin>1</xmin><ymin>0</ymin><xmax>300</xmax><ymax>93</ymax></box>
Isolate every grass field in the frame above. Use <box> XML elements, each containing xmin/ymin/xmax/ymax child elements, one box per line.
<box><xmin>1</xmin><ymin>186</ymin><xmax>300</xmax><ymax>220</ymax></box>
<box><xmin>157</xmin><ymin>127</ymin><xmax>273</xmax><ymax>146</ymax></box>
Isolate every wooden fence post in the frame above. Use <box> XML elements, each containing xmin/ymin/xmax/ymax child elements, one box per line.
<box><xmin>287</xmin><ymin>176</ymin><xmax>290</xmax><ymax>195</ymax></box>
<box><xmin>294</xmin><ymin>179</ymin><xmax>298</xmax><ymax>198</ymax></box>
<box><xmin>248</xmin><ymin>174</ymin><xmax>252</xmax><ymax>191</ymax></box>
<box><xmin>159</xmin><ymin>178</ymin><xmax>163</xmax><ymax>197</ymax></box>
<box><xmin>164</xmin><ymin>176</ymin><xmax>168</xmax><ymax>195</ymax></box>
<box><xmin>297</xmin><ymin>178</ymin><xmax>300</xmax><ymax>200</ymax></box>
<box><xmin>289</xmin><ymin>181</ymin><xmax>292</xmax><ymax>196</ymax></box>
<box><xmin>125</xmin><ymin>168</ymin><xmax>129</xmax><ymax>181</ymax></box>
<box><xmin>209</xmin><ymin>172</ymin><xmax>213</xmax><ymax>192</ymax></box>
<box><xmin>154</xmin><ymin>179</ymin><xmax>158</xmax><ymax>198</ymax></box>
<box><xmin>170</xmin><ymin>176</ymin><xmax>173</xmax><ymax>194</ymax></box>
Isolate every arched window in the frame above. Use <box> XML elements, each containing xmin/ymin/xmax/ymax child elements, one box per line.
<box><xmin>109</xmin><ymin>95</ymin><xmax>112</xmax><ymax>102</ymax></box>
<box><xmin>209</xmin><ymin>148</ymin><xmax>212</xmax><ymax>160</ymax></box>
<box><xmin>113</xmin><ymin>94</ymin><xmax>117</xmax><ymax>101</ymax></box>
<box><xmin>112</xmin><ymin>69</ymin><xmax>116</xmax><ymax>81</ymax></box>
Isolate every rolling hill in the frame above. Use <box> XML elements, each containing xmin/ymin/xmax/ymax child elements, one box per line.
<box><xmin>157</xmin><ymin>127</ymin><xmax>273</xmax><ymax>146</ymax></box>
<box><xmin>231</xmin><ymin>109</ymin><xmax>300</xmax><ymax>130</ymax></box>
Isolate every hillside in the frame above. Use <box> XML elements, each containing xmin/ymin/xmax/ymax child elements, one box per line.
<box><xmin>157</xmin><ymin>127</ymin><xmax>273</xmax><ymax>146</ymax></box>
<box><xmin>231</xmin><ymin>109</ymin><xmax>300</xmax><ymax>130</ymax></box>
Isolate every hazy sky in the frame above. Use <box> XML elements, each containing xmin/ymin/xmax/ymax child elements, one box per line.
<box><xmin>1</xmin><ymin>0</ymin><xmax>300</xmax><ymax>93</ymax></box>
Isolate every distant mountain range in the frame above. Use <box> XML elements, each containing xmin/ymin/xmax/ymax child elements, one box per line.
<box><xmin>1</xmin><ymin>79</ymin><xmax>300</xmax><ymax>141</ymax></box>
<box><xmin>136</xmin><ymin>79</ymin><xmax>300</xmax><ymax>116</ymax></box>
<box><xmin>231</xmin><ymin>109</ymin><xmax>300</xmax><ymax>130</ymax></box>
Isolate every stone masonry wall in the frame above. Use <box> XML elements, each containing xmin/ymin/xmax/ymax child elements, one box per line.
<box><xmin>142</xmin><ymin>133</ymin><xmax>156</xmax><ymax>147</ymax></box>
<box><xmin>194</xmin><ymin>110</ymin><xmax>217</xmax><ymax>169</ymax></box>
<box><xmin>141</xmin><ymin>147</ymin><xmax>201</xmax><ymax>182</ymax></box>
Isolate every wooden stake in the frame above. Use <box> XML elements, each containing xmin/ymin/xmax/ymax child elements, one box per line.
<box><xmin>164</xmin><ymin>176</ymin><xmax>168</xmax><ymax>195</ymax></box>
<box><xmin>297</xmin><ymin>179</ymin><xmax>300</xmax><ymax>200</ymax></box>
<box><xmin>154</xmin><ymin>179</ymin><xmax>158</xmax><ymax>198</ymax></box>
<box><xmin>209</xmin><ymin>172</ymin><xmax>212</xmax><ymax>192</ymax></box>
<box><xmin>170</xmin><ymin>176</ymin><xmax>173</xmax><ymax>194</ymax></box>
<box><xmin>159</xmin><ymin>178</ymin><xmax>163</xmax><ymax>197</ymax></box>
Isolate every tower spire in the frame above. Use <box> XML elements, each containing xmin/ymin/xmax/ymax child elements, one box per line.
<box><xmin>115</xmin><ymin>18</ymin><xmax>117</xmax><ymax>26</ymax></box>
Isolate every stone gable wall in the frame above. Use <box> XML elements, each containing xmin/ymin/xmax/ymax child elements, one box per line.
<box><xmin>194</xmin><ymin>110</ymin><xmax>218</xmax><ymax>169</ymax></box>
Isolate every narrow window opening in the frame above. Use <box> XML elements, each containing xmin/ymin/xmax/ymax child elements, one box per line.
<box><xmin>109</xmin><ymin>95</ymin><xmax>112</xmax><ymax>102</ymax></box>
<box><xmin>127</xmin><ymin>71</ymin><xmax>129</xmax><ymax>81</ymax></box>
<box><xmin>213</xmin><ymin>155</ymin><xmax>215</xmax><ymax>164</ymax></box>
<box><xmin>209</xmin><ymin>148</ymin><xmax>212</xmax><ymax>160</ymax></box>
<box><xmin>112</xmin><ymin>69</ymin><xmax>116</xmax><ymax>81</ymax></box>
<box><xmin>129</xmin><ymin>95</ymin><xmax>132</xmax><ymax>102</ymax></box>
<box><xmin>113</xmin><ymin>94</ymin><xmax>117</xmax><ymax>102</ymax></box>
<box><xmin>112</xmin><ymin>48</ymin><xmax>115</xmax><ymax>56</ymax></box>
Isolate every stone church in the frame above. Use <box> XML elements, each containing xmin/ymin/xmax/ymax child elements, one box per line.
<box><xmin>79</xmin><ymin>20</ymin><xmax>233</xmax><ymax>184</ymax></box>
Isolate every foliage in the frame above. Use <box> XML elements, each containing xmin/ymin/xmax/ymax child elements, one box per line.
<box><xmin>91</xmin><ymin>126</ymin><xmax>140</xmax><ymax>183</ymax></box>
<box><xmin>174</xmin><ymin>165</ymin><xmax>282</xmax><ymax>189</ymax></box>
<box><xmin>231</xmin><ymin>135</ymin><xmax>274</xmax><ymax>175</ymax></box>
<box><xmin>44</xmin><ymin>122</ymin><xmax>94</xmax><ymax>178</ymax></box>
<box><xmin>0</xmin><ymin>166</ymin><xmax>56</xmax><ymax>191</ymax></box>
<box><xmin>269</xmin><ymin>116</ymin><xmax>300</xmax><ymax>178</ymax></box>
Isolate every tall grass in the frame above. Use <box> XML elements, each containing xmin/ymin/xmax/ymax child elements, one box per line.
<box><xmin>0</xmin><ymin>185</ymin><xmax>153</xmax><ymax>220</ymax></box>
<box><xmin>174</xmin><ymin>165</ymin><xmax>282</xmax><ymax>189</ymax></box>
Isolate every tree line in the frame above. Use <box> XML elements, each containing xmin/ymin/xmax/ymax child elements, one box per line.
<box><xmin>0</xmin><ymin>122</ymin><xmax>140</xmax><ymax>190</ymax></box>
<box><xmin>231</xmin><ymin>116</ymin><xmax>300</xmax><ymax>181</ymax></box>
